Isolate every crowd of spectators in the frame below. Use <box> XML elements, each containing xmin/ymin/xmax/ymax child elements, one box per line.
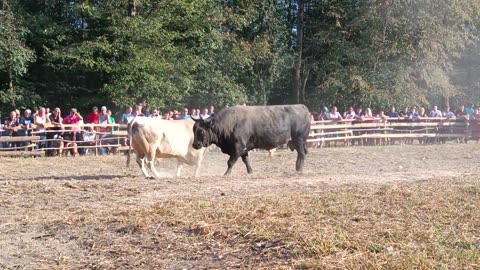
<box><xmin>0</xmin><ymin>101</ymin><xmax>218</xmax><ymax>155</ymax></box>
<box><xmin>313</xmin><ymin>103</ymin><xmax>480</xmax><ymax>122</ymax></box>
<box><xmin>1</xmin><ymin>100</ymin><xmax>480</xmax><ymax>154</ymax></box>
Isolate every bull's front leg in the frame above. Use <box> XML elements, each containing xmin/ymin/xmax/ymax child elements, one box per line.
<box><xmin>241</xmin><ymin>152</ymin><xmax>253</xmax><ymax>174</ymax></box>
<box><xmin>224</xmin><ymin>155</ymin><xmax>239</xmax><ymax>176</ymax></box>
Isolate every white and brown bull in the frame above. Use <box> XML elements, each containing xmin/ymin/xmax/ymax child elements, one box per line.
<box><xmin>126</xmin><ymin>117</ymin><xmax>207</xmax><ymax>178</ymax></box>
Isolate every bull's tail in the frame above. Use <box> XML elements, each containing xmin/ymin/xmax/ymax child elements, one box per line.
<box><xmin>126</xmin><ymin>117</ymin><xmax>136</xmax><ymax>167</ymax></box>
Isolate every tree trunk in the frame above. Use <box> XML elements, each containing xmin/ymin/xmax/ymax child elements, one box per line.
<box><xmin>128</xmin><ymin>0</ymin><xmax>136</xmax><ymax>17</ymax></box>
<box><xmin>258</xmin><ymin>77</ymin><xmax>267</xmax><ymax>105</ymax></box>
<box><xmin>6</xmin><ymin>66</ymin><xmax>16</xmax><ymax>108</ymax></box>
<box><xmin>300</xmin><ymin>67</ymin><xmax>310</xmax><ymax>104</ymax></box>
<box><xmin>292</xmin><ymin>0</ymin><xmax>304</xmax><ymax>104</ymax></box>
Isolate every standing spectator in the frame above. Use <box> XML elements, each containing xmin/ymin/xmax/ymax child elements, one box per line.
<box><xmin>120</xmin><ymin>106</ymin><xmax>134</xmax><ymax>124</ymax></box>
<box><xmin>19</xmin><ymin>109</ymin><xmax>34</xmax><ymax>136</ymax></box>
<box><xmin>343</xmin><ymin>106</ymin><xmax>356</xmax><ymax>119</ymax></box>
<box><xmin>399</xmin><ymin>106</ymin><xmax>410</xmax><ymax>118</ymax></box>
<box><xmin>429</xmin><ymin>105</ymin><xmax>442</xmax><ymax>117</ymax></box>
<box><xmin>107</xmin><ymin>109</ymin><xmax>116</xmax><ymax>131</ymax></box>
<box><xmin>327</xmin><ymin>106</ymin><xmax>342</xmax><ymax>120</ymax></box>
<box><xmin>98</xmin><ymin>106</ymin><xmax>112</xmax><ymax>135</ymax></box>
<box><xmin>465</xmin><ymin>102</ymin><xmax>475</xmax><ymax>117</ymax></box>
<box><xmin>34</xmin><ymin>107</ymin><xmax>51</xmax><ymax>149</ymax></box>
<box><xmin>150</xmin><ymin>109</ymin><xmax>162</xmax><ymax>119</ymax></box>
<box><xmin>164</xmin><ymin>111</ymin><xmax>172</xmax><ymax>120</ymax></box>
<box><xmin>200</xmin><ymin>108</ymin><xmax>210</xmax><ymax>119</ymax></box>
<box><xmin>455</xmin><ymin>105</ymin><xmax>469</xmax><ymax>119</ymax></box>
<box><xmin>179</xmin><ymin>108</ymin><xmax>190</xmax><ymax>119</ymax></box>
<box><xmin>47</xmin><ymin>108</ymin><xmax>64</xmax><ymax>155</ymax></box>
<box><xmin>4</xmin><ymin>110</ymin><xmax>21</xmax><ymax>136</ymax></box>
<box><xmin>85</xmin><ymin>106</ymin><xmax>99</xmax><ymax>124</ymax></box>
<box><xmin>386</xmin><ymin>106</ymin><xmax>399</xmax><ymax>118</ymax></box>
<box><xmin>443</xmin><ymin>106</ymin><xmax>456</xmax><ymax>119</ymax></box>
<box><xmin>208</xmin><ymin>105</ymin><xmax>215</xmax><ymax>116</ymax></box>
<box><xmin>190</xmin><ymin>108</ymin><xmax>199</xmax><ymax>119</ymax></box>
<box><xmin>63</xmin><ymin>108</ymin><xmax>84</xmax><ymax>141</ymax></box>
<box><xmin>417</xmin><ymin>107</ymin><xmax>427</xmax><ymax>118</ymax></box>
<box><xmin>133</xmin><ymin>105</ymin><xmax>144</xmax><ymax>117</ymax></box>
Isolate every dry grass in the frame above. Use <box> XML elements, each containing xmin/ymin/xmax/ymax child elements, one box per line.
<box><xmin>1</xmin><ymin>144</ymin><xmax>480</xmax><ymax>269</ymax></box>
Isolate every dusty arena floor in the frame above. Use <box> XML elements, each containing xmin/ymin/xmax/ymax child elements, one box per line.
<box><xmin>1</xmin><ymin>144</ymin><xmax>480</xmax><ymax>269</ymax></box>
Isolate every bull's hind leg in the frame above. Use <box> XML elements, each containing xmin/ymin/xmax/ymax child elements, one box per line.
<box><xmin>145</xmin><ymin>150</ymin><xmax>161</xmax><ymax>179</ymax></box>
<box><xmin>293</xmin><ymin>139</ymin><xmax>307</xmax><ymax>172</ymax></box>
<box><xmin>136</xmin><ymin>155</ymin><xmax>151</xmax><ymax>178</ymax></box>
<box><xmin>176</xmin><ymin>160</ymin><xmax>184</xmax><ymax>177</ymax></box>
<box><xmin>241</xmin><ymin>152</ymin><xmax>253</xmax><ymax>174</ymax></box>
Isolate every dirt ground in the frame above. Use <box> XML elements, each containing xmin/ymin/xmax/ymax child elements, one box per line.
<box><xmin>1</xmin><ymin>143</ymin><xmax>479</xmax><ymax>269</ymax></box>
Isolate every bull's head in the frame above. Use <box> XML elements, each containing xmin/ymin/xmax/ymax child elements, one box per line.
<box><xmin>191</xmin><ymin>116</ymin><xmax>213</xmax><ymax>149</ymax></box>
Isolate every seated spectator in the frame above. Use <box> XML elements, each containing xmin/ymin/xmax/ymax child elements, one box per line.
<box><xmin>34</xmin><ymin>107</ymin><xmax>51</xmax><ymax>149</ymax></box>
<box><xmin>85</xmin><ymin>106</ymin><xmax>99</xmax><ymax>124</ymax></box>
<box><xmin>79</xmin><ymin>125</ymin><xmax>96</xmax><ymax>155</ymax></box>
<box><xmin>386</xmin><ymin>106</ymin><xmax>399</xmax><ymax>118</ymax></box>
<box><xmin>443</xmin><ymin>106</ymin><xmax>456</xmax><ymax>119</ymax></box>
<box><xmin>343</xmin><ymin>106</ymin><xmax>356</xmax><ymax>119</ymax></box>
<box><xmin>429</xmin><ymin>105</ymin><xmax>442</xmax><ymax>117</ymax></box>
<box><xmin>327</xmin><ymin>106</ymin><xmax>342</xmax><ymax>120</ymax></box>
<box><xmin>179</xmin><ymin>108</ymin><xmax>190</xmax><ymax>120</ymax></box>
<box><xmin>120</xmin><ymin>106</ymin><xmax>134</xmax><ymax>124</ymax></box>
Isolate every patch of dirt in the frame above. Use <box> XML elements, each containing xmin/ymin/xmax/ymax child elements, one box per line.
<box><xmin>1</xmin><ymin>143</ymin><xmax>480</xmax><ymax>269</ymax></box>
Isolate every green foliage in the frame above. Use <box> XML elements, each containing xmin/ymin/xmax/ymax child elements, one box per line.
<box><xmin>0</xmin><ymin>0</ymin><xmax>479</xmax><ymax>115</ymax></box>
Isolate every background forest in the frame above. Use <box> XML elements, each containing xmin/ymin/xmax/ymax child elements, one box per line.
<box><xmin>1</xmin><ymin>0</ymin><xmax>480</xmax><ymax>115</ymax></box>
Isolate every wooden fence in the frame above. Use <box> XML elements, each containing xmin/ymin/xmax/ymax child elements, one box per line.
<box><xmin>307</xmin><ymin>117</ymin><xmax>475</xmax><ymax>147</ymax></box>
<box><xmin>0</xmin><ymin>117</ymin><xmax>478</xmax><ymax>157</ymax></box>
<box><xmin>0</xmin><ymin>123</ymin><xmax>126</xmax><ymax>157</ymax></box>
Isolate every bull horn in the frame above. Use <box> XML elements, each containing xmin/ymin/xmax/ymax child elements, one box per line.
<box><xmin>190</xmin><ymin>115</ymin><xmax>199</xmax><ymax>122</ymax></box>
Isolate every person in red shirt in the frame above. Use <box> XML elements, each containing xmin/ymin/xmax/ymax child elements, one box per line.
<box><xmin>85</xmin><ymin>106</ymin><xmax>99</xmax><ymax>124</ymax></box>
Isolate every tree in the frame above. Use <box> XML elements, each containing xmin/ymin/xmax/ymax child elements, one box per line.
<box><xmin>0</xmin><ymin>1</ymin><xmax>35</xmax><ymax>109</ymax></box>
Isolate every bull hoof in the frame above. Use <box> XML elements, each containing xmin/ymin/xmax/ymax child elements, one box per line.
<box><xmin>147</xmin><ymin>176</ymin><xmax>156</xmax><ymax>180</ymax></box>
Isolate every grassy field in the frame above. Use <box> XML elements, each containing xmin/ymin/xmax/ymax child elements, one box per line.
<box><xmin>1</xmin><ymin>144</ymin><xmax>479</xmax><ymax>269</ymax></box>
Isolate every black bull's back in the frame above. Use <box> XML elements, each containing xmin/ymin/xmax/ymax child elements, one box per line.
<box><xmin>193</xmin><ymin>104</ymin><xmax>311</xmax><ymax>176</ymax></box>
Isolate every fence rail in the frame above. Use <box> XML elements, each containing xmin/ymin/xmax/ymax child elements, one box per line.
<box><xmin>307</xmin><ymin>117</ymin><xmax>477</xmax><ymax>147</ymax></box>
<box><xmin>0</xmin><ymin>117</ymin><xmax>479</xmax><ymax>156</ymax></box>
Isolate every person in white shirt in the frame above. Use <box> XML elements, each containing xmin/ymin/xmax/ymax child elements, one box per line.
<box><xmin>328</xmin><ymin>106</ymin><xmax>342</xmax><ymax>120</ymax></box>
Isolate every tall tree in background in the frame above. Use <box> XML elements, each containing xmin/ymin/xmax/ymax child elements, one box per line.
<box><xmin>0</xmin><ymin>1</ymin><xmax>35</xmax><ymax>109</ymax></box>
<box><xmin>292</xmin><ymin>0</ymin><xmax>304</xmax><ymax>104</ymax></box>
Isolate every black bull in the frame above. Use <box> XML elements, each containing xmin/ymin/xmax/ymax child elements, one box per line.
<box><xmin>191</xmin><ymin>104</ymin><xmax>311</xmax><ymax>176</ymax></box>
